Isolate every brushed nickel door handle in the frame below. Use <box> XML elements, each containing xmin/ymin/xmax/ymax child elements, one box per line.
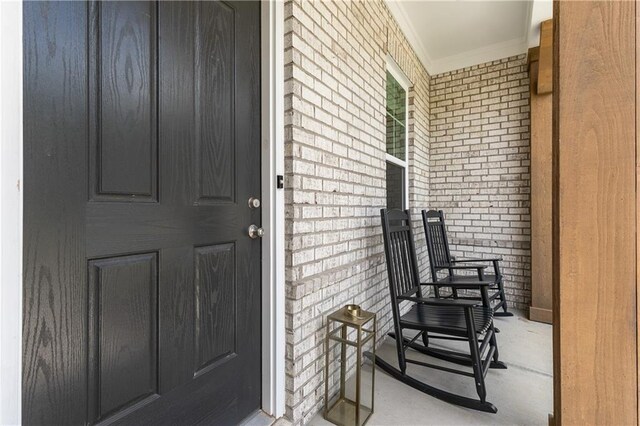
<box><xmin>248</xmin><ymin>224</ymin><xmax>264</xmax><ymax>239</ymax></box>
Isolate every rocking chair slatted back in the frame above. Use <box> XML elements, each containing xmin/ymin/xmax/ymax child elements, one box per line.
<box><xmin>422</xmin><ymin>210</ymin><xmax>453</xmax><ymax>278</ymax></box>
<box><xmin>381</xmin><ymin>209</ymin><xmax>422</xmax><ymax>300</ymax></box>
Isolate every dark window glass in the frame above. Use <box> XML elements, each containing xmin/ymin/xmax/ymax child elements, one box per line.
<box><xmin>386</xmin><ymin>162</ymin><xmax>404</xmax><ymax>210</ymax></box>
<box><xmin>386</xmin><ymin>71</ymin><xmax>406</xmax><ymax>161</ymax></box>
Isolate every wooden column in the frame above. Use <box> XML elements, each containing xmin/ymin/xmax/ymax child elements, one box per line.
<box><xmin>553</xmin><ymin>1</ymin><xmax>637</xmax><ymax>424</ymax></box>
<box><xmin>637</xmin><ymin>3</ymin><xmax>640</xmax><ymax>422</ymax></box>
<box><xmin>528</xmin><ymin>45</ymin><xmax>553</xmax><ymax>325</ymax></box>
<box><xmin>537</xmin><ymin>19</ymin><xmax>553</xmax><ymax>95</ymax></box>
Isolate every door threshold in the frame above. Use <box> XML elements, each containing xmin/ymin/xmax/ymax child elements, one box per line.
<box><xmin>238</xmin><ymin>410</ymin><xmax>277</xmax><ymax>426</ymax></box>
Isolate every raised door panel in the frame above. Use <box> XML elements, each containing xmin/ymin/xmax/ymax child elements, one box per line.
<box><xmin>194</xmin><ymin>243</ymin><xmax>236</xmax><ymax>375</ymax></box>
<box><xmin>195</xmin><ymin>1</ymin><xmax>235</xmax><ymax>203</ymax></box>
<box><xmin>91</xmin><ymin>1</ymin><xmax>158</xmax><ymax>201</ymax></box>
<box><xmin>88</xmin><ymin>253</ymin><xmax>159</xmax><ymax>423</ymax></box>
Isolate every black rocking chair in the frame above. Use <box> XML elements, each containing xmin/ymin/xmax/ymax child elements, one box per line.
<box><xmin>422</xmin><ymin>210</ymin><xmax>513</xmax><ymax>316</ymax></box>
<box><xmin>369</xmin><ymin>209</ymin><xmax>506</xmax><ymax>413</ymax></box>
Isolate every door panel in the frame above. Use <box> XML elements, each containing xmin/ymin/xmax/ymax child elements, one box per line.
<box><xmin>88</xmin><ymin>253</ymin><xmax>159</xmax><ymax>421</ymax></box>
<box><xmin>195</xmin><ymin>1</ymin><xmax>236</xmax><ymax>203</ymax></box>
<box><xmin>93</xmin><ymin>1</ymin><xmax>157</xmax><ymax>199</ymax></box>
<box><xmin>23</xmin><ymin>1</ymin><xmax>262</xmax><ymax>425</ymax></box>
<box><xmin>194</xmin><ymin>243</ymin><xmax>236</xmax><ymax>375</ymax></box>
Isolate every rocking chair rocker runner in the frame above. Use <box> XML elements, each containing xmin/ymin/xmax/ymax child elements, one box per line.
<box><xmin>422</xmin><ymin>210</ymin><xmax>513</xmax><ymax>316</ymax></box>
<box><xmin>368</xmin><ymin>209</ymin><xmax>506</xmax><ymax>413</ymax></box>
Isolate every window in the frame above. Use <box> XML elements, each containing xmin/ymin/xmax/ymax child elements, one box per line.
<box><xmin>385</xmin><ymin>58</ymin><xmax>409</xmax><ymax>210</ymax></box>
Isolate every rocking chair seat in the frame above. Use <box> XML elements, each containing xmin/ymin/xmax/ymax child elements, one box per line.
<box><xmin>401</xmin><ymin>303</ymin><xmax>494</xmax><ymax>337</ymax></box>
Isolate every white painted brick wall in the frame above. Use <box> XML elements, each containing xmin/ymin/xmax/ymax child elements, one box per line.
<box><xmin>430</xmin><ymin>55</ymin><xmax>531</xmax><ymax>310</ymax></box>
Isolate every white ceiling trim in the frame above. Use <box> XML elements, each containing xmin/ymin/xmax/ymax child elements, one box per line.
<box><xmin>386</xmin><ymin>0</ymin><xmax>535</xmax><ymax>76</ymax></box>
<box><xmin>429</xmin><ymin>37</ymin><xmax>528</xmax><ymax>75</ymax></box>
<box><xmin>523</xmin><ymin>0</ymin><xmax>535</xmax><ymax>46</ymax></box>
<box><xmin>528</xmin><ymin>0</ymin><xmax>553</xmax><ymax>47</ymax></box>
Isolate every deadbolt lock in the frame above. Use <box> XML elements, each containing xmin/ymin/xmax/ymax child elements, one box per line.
<box><xmin>248</xmin><ymin>197</ymin><xmax>261</xmax><ymax>209</ymax></box>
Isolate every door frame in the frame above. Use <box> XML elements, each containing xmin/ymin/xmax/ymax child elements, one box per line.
<box><xmin>0</xmin><ymin>1</ymin><xmax>24</xmax><ymax>424</ymax></box>
<box><xmin>0</xmin><ymin>1</ymin><xmax>286</xmax><ymax>422</ymax></box>
<box><xmin>260</xmin><ymin>0</ymin><xmax>286</xmax><ymax>419</ymax></box>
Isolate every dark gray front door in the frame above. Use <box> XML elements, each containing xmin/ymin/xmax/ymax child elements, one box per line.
<box><xmin>22</xmin><ymin>1</ymin><xmax>261</xmax><ymax>424</ymax></box>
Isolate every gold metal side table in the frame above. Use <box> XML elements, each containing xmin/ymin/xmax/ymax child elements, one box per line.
<box><xmin>324</xmin><ymin>305</ymin><xmax>376</xmax><ymax>426</ymax></box>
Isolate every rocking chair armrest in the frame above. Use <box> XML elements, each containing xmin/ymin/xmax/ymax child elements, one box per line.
<box><xmin>397</xmin><ymin>295</ymin><xmax>481</xmax><ymax>307</ymax></box>
<box><xmin>450</xmin><ymin>258</ymin><xmax>502</xmax><ymax>276</ymax></box>
<box><xmin>451</xmin><ymin>257</ymin><xmax>502</xmax><ymax>263</ymax></box>
<box><xmin>436</xmin><ymin>264</ymin><xmax>487</xmax><ymax>270</ymax></box>
<box><xmin>435</xmin><ymin>264</ymin><xmax>488</xmax><ymax>280</ymax></box>
<box><xmin>421</xmin><ymin>280</ymin><xmax>493</xmax><ymax>288</ymax></box>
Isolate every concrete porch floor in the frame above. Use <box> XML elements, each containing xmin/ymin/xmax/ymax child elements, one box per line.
<box><xmin>310</xmin><ymin>311</ymin><xmax>552</xmax><ymax>426</ymax></box>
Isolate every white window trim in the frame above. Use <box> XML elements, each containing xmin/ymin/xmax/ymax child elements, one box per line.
<box><xmin>386</xmin><ymin>55</ymin><xmax>410</xmax><ymax>210</ymax></box>
<box><xmin>385</xmin><ymin>153</ymin><xmax>407</xmax><ymax>169</ymax></box>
